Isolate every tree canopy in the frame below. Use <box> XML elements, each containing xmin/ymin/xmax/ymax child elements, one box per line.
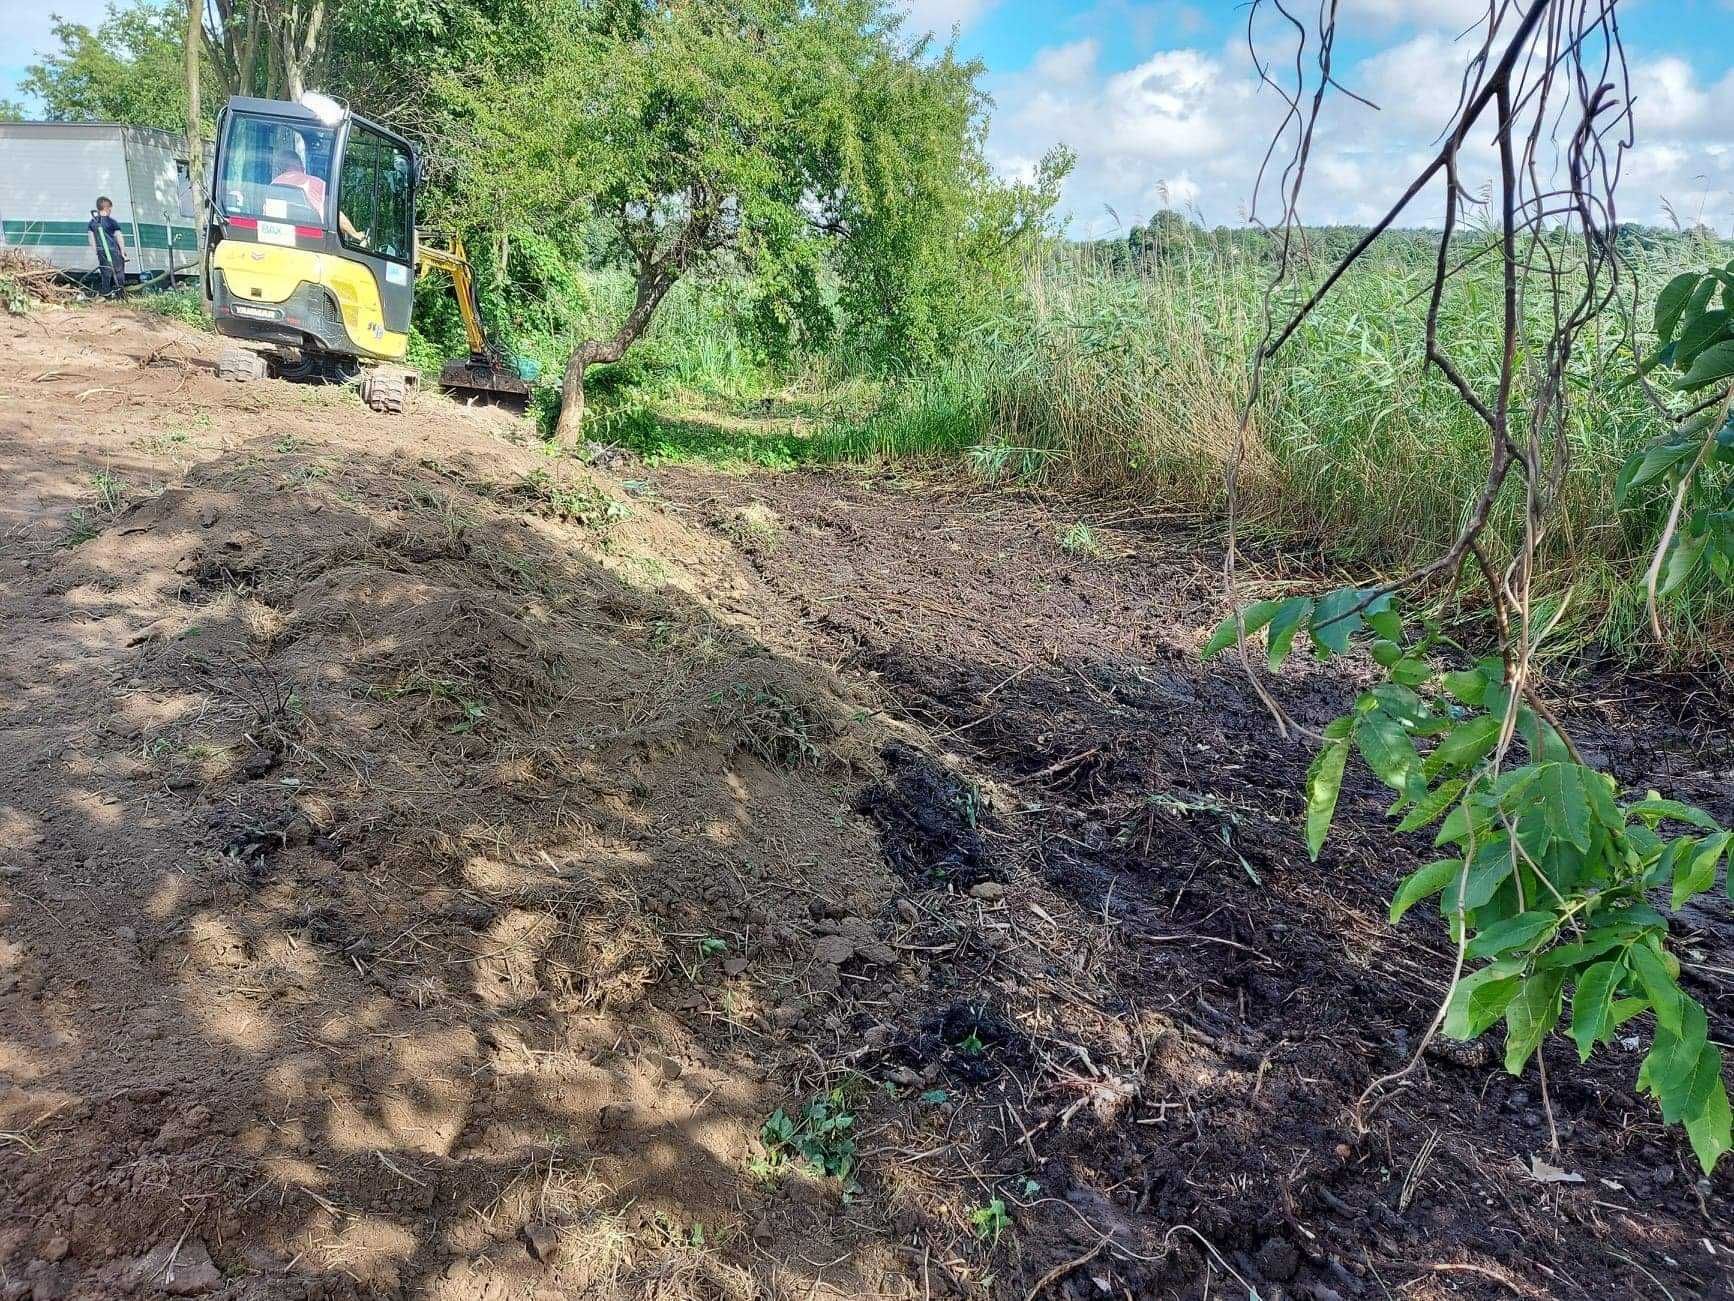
<box><xmin>443</xmin><ymin>0</ymin><xmax>1067</xmax><ymax>437</ymax></box>
<box><xmin>22</xmin><ymin>2</ymin><xmax>209</xmax><ymax>129</ymax></box>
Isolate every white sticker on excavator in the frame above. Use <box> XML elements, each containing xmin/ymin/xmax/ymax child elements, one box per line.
<box><xmin>257</xmin><ymin>220</ymin><xmax>296</xmax><ymax>247</ymax></box>
<box><xmin>386</xmin><ymin>264</ymin><xmax>408</xmax><ymax>285</ymax></box>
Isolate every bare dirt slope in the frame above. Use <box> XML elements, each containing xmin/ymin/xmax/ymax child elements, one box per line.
<box><xmin>2</xmin><ymin>304</ymin><xmax>1732</xmax><ymax>1301</ymax></box>
<box><xmin>0</xmin><ymin>306</ymin><xmax>938</xmax><ymax>1300</ymax></box>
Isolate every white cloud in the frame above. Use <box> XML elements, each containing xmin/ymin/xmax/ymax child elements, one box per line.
<box><xmin>1338</xmin><ymin>0</ymin><xmax>1492</xmax><ymax>30</ymax></box>
<box><xmin>1032</xmin><ymin>39</ymin><xmax>1098</xmax><ymax>87</ymax></box>
<box><xmin>992</xmin><ymin>28</ymin><xmax>1734</xmax><ymax>235</ymax></box>
<box><xmin>1357</xmin><ymin>31</ymin><xmax>1470</xmax><ymax>133</ymax></box>
<box><xmin>1630</xmin><ymin>57</ymin><xmax>1734</xmax><ymax>140</ymax></box>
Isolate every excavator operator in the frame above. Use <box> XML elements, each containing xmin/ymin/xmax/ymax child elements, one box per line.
<box><xmin>269</xmin><ymin>136</ymin><xmax>363</xmax><ymax>244</ymax></box>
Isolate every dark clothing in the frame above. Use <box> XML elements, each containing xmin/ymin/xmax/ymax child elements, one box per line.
<box><xmin>89</xmin><ymin>213</ymin><xmax>123</xmax><ymax>265</ymax></box>
<box><xmin>89</xmin><ymin>214</ymin><xmax>126</xmax><ymax>298</ymax></box>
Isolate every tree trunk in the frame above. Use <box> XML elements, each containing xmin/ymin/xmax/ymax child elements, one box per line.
<box><xmin>185</xmin><ymin>0</ymin><xmax>204</xmax><ymax>214</ymax></box>
<box><xmin>237</xmin><ymin>0</ymin><xmax>264</xmax><ymax>95</ymax></box>
<box><xmin>553</xmin><ymin>261</ymin><xmax>681</xmax><ymax>444</ymax></box>
<box><xmin>282</xmin><ymin>31</ymin><xmax>305</xmax><ymax>100</ymax></box>
<box><xmin>274</xmin><ymin>0</ymin><xmax>324</xmax><ymax>101</ymax></box>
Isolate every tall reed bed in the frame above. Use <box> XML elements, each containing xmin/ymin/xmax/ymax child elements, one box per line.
<box><xmin>819</xmin><ymin>233</ymin><xmax>1730</xmax><ymax>656</ymax></box>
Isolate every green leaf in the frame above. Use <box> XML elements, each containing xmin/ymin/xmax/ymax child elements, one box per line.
<box><xmin>1617</xmin><ymin>437</ymin><xmax>1699</xmax><ymax>503</ymax></box>
<box><xmin>1395</xmin><ymin>778</ymin><xmax>1466</xmax><ymax>833</ymax></box>
<box><xmin>1265</xmin><ymin>597</ymin><xmax>1315</xmax><ymax>671</ymax></box>
<box><xmin>1390</xmin><ymin>858</ymin><xmax>1459</xmax><ymax>924</ymax></box>
<box><xmin>1466</xmin><ymin>911</ymin><xmax>1557</xmax><ymax>960</ymax></box>
<box><xmin>1436</xmin><ymin>794</ymin><xmax>1496</xmax><ymax>848</ymax></box>
<box><xmin>1610</xmin><ymin>996</ymin><xmax>1649</xmax><ymax>1029</ymax></box>
<box><xmin>1687</xmin><ymin>1076</ymin><xmax>1732</xmax><ymax>1174</ymax></box>
<box><xmin>1370</xmin><ymin>639</ymin><xmax>1403</xmax><ymax>668</ymax></box>
<box><xmin>1627</xmin><ymin>940</ymin><xmax>1684</xmax><ymax>1034</ymax></box>
<box><xmin>1503</xmin><ymin>968</ymin><xmax>1565</xmax><ymax>1075</ymax></box>
<box><xmin>1680</xmin><ymin>275</ymin><xmax>1720</xmax><ymax>339</ymax></box>
<box><xmin>1441</xmin><ymin>668</ymin><xmax>1488</xmax><ymax>706</ymax></box>
<box><xmin>1366</xmin><ymin>608</ymin><xmax>1402</xmax><ymax>640</ymax></box>
<box><xmin>1655</xmin><ymin>271</ymin><xmax>1701</xmax><ymax>342</ymax></box>
<box><xmin>1674</xmin><ymin>830</ymin><xmax>1730</xmax><ymax>907</ymax></box>
<box><xmin>1674</xmin><ymin>307</ymin><xmax>1731</xmax><ymax>370</ymax></box>
<box><xmin>1449</xmin><ymin>839</ymin><xmax>1514</xmax><ymax>912</ymax></box>
<box><xmin>1309</xmin><ymin>587</ymin><xmax>1383</xmax><ymax>657</ymax></box>
<box><xmin>1433</xmin><ymin>715</ymin><xmax>1502</xmax><ymax>773</ymax></box>
<box><xmin>1356</xmin><ymin>710</ymin><xmax>1418</xmax><ymax>792</ymax></box>
<box><xmin>1654</xmin><ymin>835</ymin><xmax>1698</xmax><ymax>890</ymax></box>
<box><xmin>1535</xmin><ymin>928</ymin><xmax>1635</xmax><ymax>970</ymax></box>
<box><xmin>1642</xmin><ymin>1003</ymin><xmax>1713</xmax><ymax>1124</ymax></box>
<box><xmin>1202</xmin><ymin>599</ymin><xmax>1282</xmax><ymax>659</ymax></box>
<box><xmin>1304</xmin><ymin>740</ymin><xmax>1349</xmax><ymax>861</ymax></box>
<box><xmin>1371</xmin><ymin>683</ymin><xmax>1432</xmax><ymax>727</ymax></box>
<box><xmin>1677</xmin><ymin>339</ymin><xmax>1734</xmax><ymax>391</ymax></box>
<box><xmin>1491</xmin><ymin>764</ymin><xmax>1543</xmax><ymax>811</ymax></box>
<box><xmin>1443</xmin><ymin>962</ymin><xmax>1524</xmax><ymax>1039</ymax></box>
<box><xmin>1626</xmin><ymin>795</ymin><xmax>1721</xmax><ymax>831</ymax></box>
<box><xmin>1661</xmin><ymin>527</ymin><xmax>1708</xmax><ymax>596</ymax></box>
<box><xmin>1390</xmin><ymin>657</ymin><xmax>1432</xmax><ymax>688</ymax></box>
<box><xmin>1569</xmin><ymin>961</ymin><xmax>1621</xmax><ymax>1062</ymax></box>
<box><xmin>1535</xmin><ymin>764</ymin><xmax>1591</xmax><ymax>853</ymax></box>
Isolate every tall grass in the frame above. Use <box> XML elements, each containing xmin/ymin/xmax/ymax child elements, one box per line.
<box><xmin>825</xmin><ymin>232</ymin><xmax>1732</xmax><ymax>657</ymax></box>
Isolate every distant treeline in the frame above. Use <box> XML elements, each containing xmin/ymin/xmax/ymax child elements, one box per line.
<box><xmin>1068</xmin><ymin>211</ymin><xmax>1731</xmax><ymax>273</ymax></box>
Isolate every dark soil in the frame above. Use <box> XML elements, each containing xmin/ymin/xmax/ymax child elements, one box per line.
<box><xmin>650</xmin><ymin>464</ymin><xmax>1734</xmax><ymax>1300</ymax></box>
<box><xmin>856</xmin><ymin>742</ymin><xmax>1000</xmax><ymax>890</ymax></box>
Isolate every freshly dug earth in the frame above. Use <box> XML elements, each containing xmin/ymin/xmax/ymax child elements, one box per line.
<box><xmin>649</xmin><ymin>465</ymin><xmax>1734</xmax><ymax>1299</ymax></box>
<box><xmin>0</xmin><ymin>307</ymin><xmax>938</xmax><ymax>1300</ymax></box>
<box><xmin>1</xmin><ymin>304</ymin><xmax>1731</xmax><ymax>1301</ymax></box>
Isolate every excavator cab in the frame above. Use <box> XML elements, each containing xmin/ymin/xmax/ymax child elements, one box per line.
<box><xmin>203</xmin><ymin>93</ymin><xmax>528</xmax><ymax>411</ymax></box>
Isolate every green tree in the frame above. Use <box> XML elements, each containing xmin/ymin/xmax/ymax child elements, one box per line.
<box><xmin>22</xmin><ymin>2</ymin><xmax>204</xmax><ymax>129</ymax></box>
<box><xmin>446</xmin><ymin>0</ymin><xmax>1064</xmax><ymax>441</ymax></box>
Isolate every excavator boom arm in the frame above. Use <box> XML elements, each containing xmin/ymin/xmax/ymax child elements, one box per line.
<box><xmin>415</xmin><ymin>239</ymin><xmax>490</xmax><ymax>357</ymax></box>
<box><xmin>415</xmin><ymin>237</ymin><xmax>531</xmax><ymax>404</ymax></box>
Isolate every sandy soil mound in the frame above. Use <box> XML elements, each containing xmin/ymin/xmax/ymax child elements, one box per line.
<box><xmin>0</xmin><ymin>307</ymin><xmax>950</xmax><ymax>1300</ymax></box>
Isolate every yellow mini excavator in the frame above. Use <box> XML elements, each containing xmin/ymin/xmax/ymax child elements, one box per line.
<box><xmin>201</xmin><ymin>92</ymin><xmax>530</xmax><ymax>412</ymax></box>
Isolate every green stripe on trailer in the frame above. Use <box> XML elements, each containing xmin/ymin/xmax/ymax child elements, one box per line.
<box><xmin>2</xmin><ymin>220</ymin><xmax>90</xmax><ymax>236</ymax></box>
<box><xmin>135</xmin><ymin>224</ymin><xmax>197</xmax><ymax>251</ymax></box>
<box><xmin>3</xmin><ymin>220</ymin><xmax>196</xmax><ymax>251</ymax></box>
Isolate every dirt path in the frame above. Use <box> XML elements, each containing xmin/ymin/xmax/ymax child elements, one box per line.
<box><xmin>2</xmin><ymin>304</ymin><xmax>1732</xmax><ymax>1301</ymax></box>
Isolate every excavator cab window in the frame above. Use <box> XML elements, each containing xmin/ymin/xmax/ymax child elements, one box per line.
<box><xmin>337</xmin><ymin>125</ymin><xmax>415</xmax><ymax>263</ymax></box>
<box><xmin>217</xmin><ymin>116</ymin><xmax>335</xmax><ymax>227</ymax></box>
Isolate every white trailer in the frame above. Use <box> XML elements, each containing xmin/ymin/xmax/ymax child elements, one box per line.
<box><xmin>0</xmin><ymin>122</ymin><xmax>201</xmax><ymax>281</ymax></box>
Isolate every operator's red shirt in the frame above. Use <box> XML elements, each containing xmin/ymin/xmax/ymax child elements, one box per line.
<box><xmin>271</xmin><ymin>169</ymin><xmax>327</xmax><ymax>212</ymax></box>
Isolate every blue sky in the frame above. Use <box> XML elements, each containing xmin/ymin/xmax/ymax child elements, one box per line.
<box><xmin>6</xmin><ymin>0</ymin><xmax>1734</xmax><ymax>233</ymax></box>
<box><xmin>911</xmin><ymin>0</ymin><xmax>1734</xmax><ymax>235</ymax></box>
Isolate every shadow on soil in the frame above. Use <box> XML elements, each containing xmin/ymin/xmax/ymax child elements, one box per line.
<box><xmin>0</xmin><ymin>436</ymin><xmax>944</xmax><ymax>1300</ymax></box>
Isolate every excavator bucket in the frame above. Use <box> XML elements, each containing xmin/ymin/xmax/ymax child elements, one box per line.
<box><xmin>439</xmin><ymin>352</ymin><xmax>532</xmax><ymax>406</ymax></box>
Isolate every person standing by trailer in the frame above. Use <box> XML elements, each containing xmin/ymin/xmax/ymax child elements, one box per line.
<box><xmin>87</xmin><ymin>196</ymin><xmax>127</xmax><ymax>298</ymax></box>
